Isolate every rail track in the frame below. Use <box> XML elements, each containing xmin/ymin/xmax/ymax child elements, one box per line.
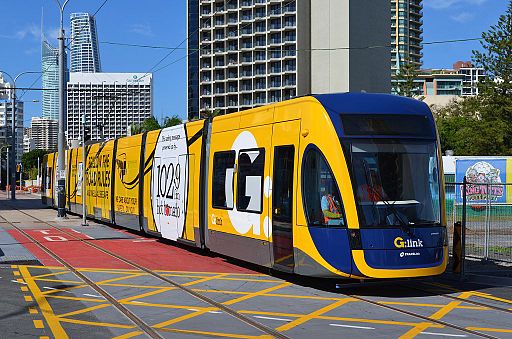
<box><xmin>5</xmin><ymin>203</ymin><xmax>510</xmax><ymax>339</ymax></box>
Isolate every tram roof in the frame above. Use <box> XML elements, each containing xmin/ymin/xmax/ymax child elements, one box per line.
<box><xmin>313</xmin><ymin>93</ymin><xmax>431</xmax><ymax>117</ymax></box>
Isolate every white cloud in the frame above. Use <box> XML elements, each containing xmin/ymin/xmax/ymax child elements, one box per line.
<box><xmin>128</xmin><ymin>23</ymin><xmax>153</xmax><ymax>37</ymax></box>
<box><xmin>451</xmin><ymin>12</ymin><xmax>475</xmax><ymax>23</ymax></box>
<box><xmin>46</xmin><ymin>28</ymin><xmax>60</xmax><ymax>41</ymax></box>
<box><xmin>15</xmin><ymin>23</ymin><xmax>41</xmax><ymax>40</ymax></box>
<box><xmin>424</xmin><ymin>0</ymin><xmax>488</xmax><ymax>10</ymax></box>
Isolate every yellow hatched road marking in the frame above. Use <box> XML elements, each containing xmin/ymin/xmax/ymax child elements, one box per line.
<box><xmin>21</xmin><ymin>286</ymin><xmax>29</xmax><ymax>292</ymax></box>
<box><xmin>58</xmin><ymin>317</ymin><xmax>136</xmax><ymax>329</ymax></box>
<box><xmin>111</xmin><ymin>331</ymin><xmax>144</xmax><ymax>339</ymax></box>
<box><xmin>223</xmin><ymin>282</ymin><xmax>291</xmax><ymax>306</ymax></box>
<box><xmin>122</xmin><ymin>300</ymin><xmax>212</xmax><ymax>311</ymax></box>
<box><xmin>11</xmin><ymin>265</ymin><xmax>17</xmax><ymax>268</ymax></box>
<box><xmin>13</xmin><ymin>271</ymin><xmax>20</xmax><ymax>276</ymax></box>
<box><xmin>57</xmin><ymin>304</ymin><xmax>112</xmax><ymax>318</ymax></box>
<box><xmin>41</xmin><ymin>284</ymin><xmax>88</xmax><ymax>295</ymax></box>
<box><xmin>25</xmin><ymin>295</ymin><xmax>34</xmax><ymax>302</ymax></box>
<box><xmin>380</xmin><ymin>301</ymin><xmax>487</xmax><ymax>310</ymax></box>
<box><xmin>160</xmin><ymin>327</ymin><xmax>269</xmax><ymax>338</ymax></box>
<box><xmin>29</xmin><ymin>307</ymin><xmax>39</xmax><ymax>314</ymax></box>
<box><xmin>471</xmin><ymin>291</ymin><xmax>512</xmax><ymax>305</ymax></box>
<box><xmin>33</xmin><ymin>320</ymin><xmax>44</xmax><ymax>329</ymax></box>
<box><xmin>398</xmin><ymin>291</ymin><xmax>472</xmax><ymax>339</ymax></box>
<box><xmin>45</xmin><ymin>295</ymin><xmax>105</xmax><ymax>303</ymax></box>
<box><xmin>276</xmin><ymin>298</ymin><xmax>355</xmax><ymax>332</ymax></box>
<box><xmin>182</xmin><ymin>273</ymin><xmax>229</xmax><ymax>286</ymax></box>
<box><xmin>119</xmin><ymin>287</ymin><xmax>173</xmax><ymax>303</ymax></box>
<box><xmin>19</xmin><ymin>266</ymin><xmax>68</xmax><ymax>339</ymax></box>
<box><xmin>40</xmin><ymin>336</ymin><xmax>50</xmax><ymax>339</ymax></box>
<box><xmin>466</xmin><ymin>327</ymin><xmax>512</xmax><ymax>333</ymax></box>
<box><xmin>94</xmin><ymin>273</ymin><xmax>147</xmax><ymax>285</ymax></box>
<box><xmin>36</xmin><ymin>278</ymin><xmax>83</xmax><ymax>285</ymax></box>
<box><xmin>32</xmin><ymin>271</ymin><xmax>72</xmax><ymax>280</ymax></box>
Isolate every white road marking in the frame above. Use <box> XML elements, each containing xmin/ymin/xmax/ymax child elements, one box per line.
<box><xmin>11</xmin><ymin>279</ymin><xmax>27</xmax><ymax>285</ymax></box>
<box><xmin>329</xmin><ymin>324</ymin><xmax>375</xmax><ymax>330</ymax></box>
<box><xmin>70</xmin><ymin>229</ymin><xmax>94</xmax><ymax>239</ymax></box>
<box><xmin>132</xmin><ymin>239</ymin><xmax>156</xmax><ymax>243</ymax></box>
<box><xmin>82</xmin><ymin>293</ymin><xmax>103</xmax><ymax>298</ymax></box>
<box><xmin>43</xmin><ymin>286</ymin><xmax>57</xmax><ymax>290</ymax></box>
<box><xmin>421</xmin><ymin>332</ymin><xmax>467</xmax><ymax>337</ymax></box>
<box><xmin>208</xmin><ymin>311</ymin><xmax>222</xmax><ymax>314</ymax></box>
<box><xmin>254</xmin><ymin>316</ymin><xmax>292</xmax><ymax>322</ymax></box>
<box><xmin>130</xmin><ymin>301</ymin><xmax>144</xmax><ymax>304</ymax></box>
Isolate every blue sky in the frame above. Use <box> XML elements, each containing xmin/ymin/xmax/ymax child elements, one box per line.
<box><xmin>0</xmin><ymin>0</ymin><xmax>508</xmax><ymax>127</ymax></box>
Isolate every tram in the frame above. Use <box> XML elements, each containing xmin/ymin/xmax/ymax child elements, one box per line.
<box><xmin>42</xmin><ymin>93</ymin><xmax>448</xmax><ymax>279</ymax></box>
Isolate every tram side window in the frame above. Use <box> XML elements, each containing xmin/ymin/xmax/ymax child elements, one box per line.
<box><xmin>212</xmin><ymin>151</ymin><xmax>236</xmax><ymax>209</ymax></box>
<box><xmin>302</xmin><ymin>148</ymin><xmax>345</xmax><ymax>227</ymax></box>
<box><xmin>237</xmin><ymin>148</ymin><xmax>265</xmax><ymax>213</ymax></box>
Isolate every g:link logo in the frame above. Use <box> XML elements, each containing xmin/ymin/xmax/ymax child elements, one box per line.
<box><xmin>394</xmin><ymin>237</ymin><xmax>423</xmax><ymax>249</ymax></box>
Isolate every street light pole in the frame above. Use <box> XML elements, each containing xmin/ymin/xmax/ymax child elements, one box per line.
<box><xmin>0</xmin><ymin>70</ymin><xmax>41</xmax><ymax>200</ymax></box>
<box><xmin>56</xmin><ymin>0</ymin><xmax>71</xmax><ymax>218</ymax></box>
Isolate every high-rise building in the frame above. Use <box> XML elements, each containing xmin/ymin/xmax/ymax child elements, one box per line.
<box><xmin>23</xmin><ymin>127</ymin><xmax>35</xmax><ymax>154</ymax></box>
<box><xmin>67</xmin><ymin>73</ymin><xmax>153</xmax><ymax>143</ymax></box>
<box><xmin>0</xmin><ymin>74</ymin><xmax>24</xmax><ymax>163</ymax></box>
<box><xmin>187</xmin><ymin>0</ymin><xmax>390</xmax><ymax>120</ymax></box>
<box><xmin>29</xmin><ymin>117</ymin><xmax>58</xmax><ymax>151</ymax></box>
<box><xmin>70</xmin><ymin>13</ymin><xmax>101</xmax><ymax>73</ymax></box>
<box><xmin>42</xmin><ymin>39</ymin><xmax>60</xmax><ymax>120</ymax></box>
<box><xmin>391</xmin><ymin>0</ymin><xmax>423</xmax><ymax>73</ymax></box>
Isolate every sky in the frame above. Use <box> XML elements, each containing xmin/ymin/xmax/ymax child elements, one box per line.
<box><xmin>0</xmin><ymin>0</ymin><xmax>508</xmax><ymax>127</ymax></box>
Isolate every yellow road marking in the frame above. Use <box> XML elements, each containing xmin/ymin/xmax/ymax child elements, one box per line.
<box><xmin>32</xmin><ymin>271</ymin><xmax>73</xmax><ymax>280</ymax></box>
<box><xmin>153</xmin><ymin>307</ymin><xmax>216</xmax><ymax>328</ymax></box>
<box><xmin>17</xmin><ymin>278</ymin><xmax>24</xmax><ymax>283</ymax></box>
<box><xmin>159</xmin><ymin>327</ymin><xmax>266</xmax><ymax>338</ymax></box>
<box><xmin>24</xmin><ymin>265</ymin><xmax>66</xmax><ymax>270</ymax></box>
<box><xmin>399</xmin><ymin>322</ymin><xmax>433</xmax><ymax>339</ymax></box>
<box><xmin>11</xmin><ymin>265</ymin><xmax>17</xmax><ymax>268</ymax></box>
<box><xmin>223</xmin><ymin>282</ymin><xmax>291</xmax><ymax>305</ymax></box>
<box><xmin>398</xmin><ymin>291</ymin><xmax>472</xmax><ymax>339</ymax></box>
<box><xmin>13</xmin><ymin>271</ymin><xmax>20</xmax><ymax>276</ymax></box>
<box><xmin>94</xmin><ymin>273</ymin><xmax>147</xmax><ymax>285</ymax></box>
<box><xmin>21</xmin><ymin>286</ymin><xmax>29</xmax><ymax>292</ymax></box>
<box><xmin>471</xmin><ymin>291</ymin><xmax>512</xmax><ymax>305</ymax></box>
<box><xmin>380</xmin><ymin>301</ymin><xmax>487</xmax><ymax>310</ymax></box>
<box><xmin>182</xmin><ymin>273</ymin><xmax>229</xmax><ymax>286</ymax></box>
<box><xmin>25</xmin><ymin>295</ymin><xmax>33</xmax><ymax>302</ymax></box>
<box><xmin>36</xmin><ymin>278</ymin><xmax>83</xmax><ymax>284</ymax></box>
<box><xmin>33</xmin><ymin>320</ymin><xmax>44</xmax><ymax>329</ymax></box>
<box><xmin>19</xmin><ymin>266</ymin><xmax>68</xmax><ymax>339</ymax></box>
<box><xmin>111</xmin><ymin>331</ymin><xmax>144</xmax><ymax>339</ymax></box>
<box><xmin>44</xmin><ymin>295</ymin><xmax>105</xmax><ymax>303</ymax></box>
<box><xmin>29</xmin><ymin>307</ymin><xmax>38</xmax><ymax>314</ymax></box>
<box><xmin>276</xmin><ymin>298</ymin><xmax>355</xmax><ymax>332</ymax></box>
<box><xmin>41</xmin><ymin>284</ymin><xmax>88</xmax><ymax>296</ymax></box>
<box><xmin>57</xmin><ymin>304</ymin><xmax>111</xmax><ymax>318</ymax></box>
<box><xmin>466</xmin><ymin>327</ymin><xmax>512</xmax><ymax>333</ymax></box>
<box><xmin>40</xmin><ymin>336</ymin><xmax>50</xmax><ymax>339</ymax></box>
<box><xmin>58</xmin><ymin>317</ymin><xmax>136</xmax><ymax>329</ymax></box>
<box><xmin>122</xmin><ymin>300</ymin><xmax>212</xmax><ymax>311</ymax></box>
<box><xmin>119</xmin><ymin>287</ymin><xmax>173</xmax><ymax>303</ymax></box>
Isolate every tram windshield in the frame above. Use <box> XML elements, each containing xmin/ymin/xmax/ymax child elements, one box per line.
<box><xmin>344</xmin><ymin>140</ymin><xmax>441</xmax><ymax>228</ymax></box>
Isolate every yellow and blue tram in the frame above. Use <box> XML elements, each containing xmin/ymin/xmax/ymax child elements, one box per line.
<box><xmin>42</xmin><ymin>93</ymin><xmax>448</xmax><ymax>279</ymax></box>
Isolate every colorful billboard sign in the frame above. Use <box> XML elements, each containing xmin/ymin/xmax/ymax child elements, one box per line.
<box><xmin>455</xmin><ymin>159</ymin><xmax>512</xmax><ymax>204</ymax></box>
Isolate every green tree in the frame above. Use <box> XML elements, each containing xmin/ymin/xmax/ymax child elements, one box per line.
<box><xmin>162</xmin><ymin>115</ymin><xmax>182</xmax><ymax>127</ymax></box>
<box><xmin>140</xmin><ymin>116</ymin><xmax>161</xmax><ymax>132</ymax></box>
<box><xmin>130</xmin><ymin>123</ymin><xmax>142</xmax><ymax>136</ymax></box>
<box><xmin>472</xmin><ymin>1</ymin><xmax>512</xmax><ymax>119</ymax></box>
<box><xmin>392</xmin><ymin>60</ymin><xmax>420</xmax><ymax>98</ymax></box>
<box><xmin>21</xmin><ymin>149</ymin><xmax>49</xmax><ymax>179</ymax></box>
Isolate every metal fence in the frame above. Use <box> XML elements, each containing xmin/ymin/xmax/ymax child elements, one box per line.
<box><xmin>446</xmin><ymin>182</ymin><xmax>512</xmax><ymax>263</ymax></box>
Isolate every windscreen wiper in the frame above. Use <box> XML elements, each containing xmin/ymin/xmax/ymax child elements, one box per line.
<box><xmin>362</xmin><ymin>161</ymin><xmax>415</xmax><ymax>238</ymax></box>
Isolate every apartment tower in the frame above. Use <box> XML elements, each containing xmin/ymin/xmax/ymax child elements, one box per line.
<box><xmin>187</xmin><ymin>0</ymin><xmax>390</xmax><ymax>120</ymax></box>
<box><xmin>70</xmin><ymin>13</ymin><xmax>102</xmax><ymax>73</ymax></box>
<box><xmin>391</xmin><ymin>0</ymin><xmax>423</xmax><ymax>73</ymax></box>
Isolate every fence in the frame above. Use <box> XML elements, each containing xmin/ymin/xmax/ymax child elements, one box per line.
<box><xmin>445</xmin><ymin>182</ymin><xmax>512</xmax><ymax>263</ymax></box>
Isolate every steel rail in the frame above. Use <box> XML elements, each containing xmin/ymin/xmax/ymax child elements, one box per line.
<box><xmin>9</xmin><ymin>204</ymin><xmax>503</xmax><ymax>338</ymax></box>
<box><xmin>9</xmin><ymin>206</ymin><xmax>290</xmax><ymax>339</ymax></box>
<box><xmin>4</xmin><ymin>219</ymin><xmax>162</xmax><ymax>339</ymax></box>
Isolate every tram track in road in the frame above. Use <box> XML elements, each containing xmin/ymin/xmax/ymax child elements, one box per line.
<box><xmin>8</xmin><ymin>206</ymin><xmax>290</xmax><ymax>339</ymax></box>
<box><xmin>7</xmin><ymin>205</ymin><xmax>506</xmax><ymax>338</ymax></box>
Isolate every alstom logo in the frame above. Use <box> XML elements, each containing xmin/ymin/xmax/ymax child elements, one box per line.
<box><xmin>394</xmin><ymin>237</ymin><xmax>423</xmax><ymax>249</ymax></box>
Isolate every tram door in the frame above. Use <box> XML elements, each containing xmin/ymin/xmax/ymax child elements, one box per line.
<box><xmin>271</xmin><ymin>120</ymin><xmax>300</xmax><ymax>271</ymax></box>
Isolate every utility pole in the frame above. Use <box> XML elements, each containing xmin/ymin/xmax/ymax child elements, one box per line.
<box><xmin>81</xmin><ymin>113</ymin><xmax>88</xmax><ymax>227</ymax></box>
<box><xmin>6</xmin><ymin>148</ymin><xmax>9</xmax><ymax>198</ymax></box>
<box><xmin>56</xmin><ymin>0</ymin><xmax>71</xmax><ymax>218</ymax></box>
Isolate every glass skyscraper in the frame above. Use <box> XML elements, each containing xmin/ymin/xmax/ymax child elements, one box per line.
<box><xmin>41</xmin><ymin>39</ymin><xmax>60</xmax><ymax>120</ymax></box>
<box><xmin>70</xmin><ymin>13</ymin><xmax>101</xmax><ymax>73</ymax></box>
<box><xmin>391</xmin><ymin>0</ymin><xmax>423</xmax><ymax>72</ymax></box>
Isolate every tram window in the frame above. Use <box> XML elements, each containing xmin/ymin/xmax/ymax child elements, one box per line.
<box><xmin>237</xmin><ymin>148</ymin><xmax>265</xmax><ymax>213</ymax></box>
<box><xmin>302</xmin><ymin>148</ymin><xmax>345</xmax><ymax>227</ymax></box>
<box><xmin>212</xmin><ymin>151</ymin><xmax>236</xmax><ymax>209</ymax></box>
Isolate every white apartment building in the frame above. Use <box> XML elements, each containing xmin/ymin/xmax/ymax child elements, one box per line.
<box><xmin>23</xmin><ymin>128</ymin><xmax>35</xmax><ymax>154</ymax></box>
<box><xmin>29</xmin><ymin>117</ymin><xmax>58</xmax><ymax>151</ymax></box>
<box><xmin>187</xmin><ymin>0</ymin><xmax>390</xmax><ymax>119</ymax></box>
<box><xmin>0</xmin><ymin>74</ymin><xmax>24</xmax><ymax>163</ymax></box>
<box><xmin>453</xmin><ymin>61</ymin><xmax>486</xmax><ymax>96</ymax></box>
<box><xmin>67</xmin><ymin>73</ymin><xmax>153</xmax><ymax>143</ymax></box>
